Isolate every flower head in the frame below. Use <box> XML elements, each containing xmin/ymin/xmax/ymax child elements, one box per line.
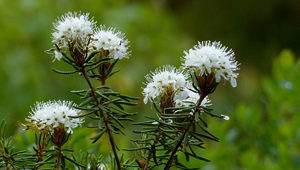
<box><xmin>26</xmin><ymin>100</ymin><xmax>83</xmax><ymax>134</ymax></box>
<box><xmin>90</xmin><ymin>26</ymin><xmax>130</xmax><ymax>59</ymax></box>
<box><xmin>52</xmin><ymin>12</ymin><xmax>96</xmax><ymax>47</ymax></box>
<box><xmin>182</xmin><ymin>41</ymin><xmax>239</xmax><ymax>87</ymax></box>
<box><xmin>143</xmin><ymin>66</ymin><xmax>188</xmax><ymax>104</ymax></box>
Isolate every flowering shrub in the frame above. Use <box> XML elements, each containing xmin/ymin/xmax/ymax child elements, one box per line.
<box><xmin>0</xmin><ymin>12</ymin><xmax>239</xmax><ymax>170</ymax></box>
<box><xmin>130</xmin><ymin>40</ymin><xmax>238</xmax><ymax>170</ymax></box>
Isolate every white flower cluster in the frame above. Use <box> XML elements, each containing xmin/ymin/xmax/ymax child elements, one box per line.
<box><xmin>52</xmin><ymin>12</ymin><xmax>95</xmax><ymax>47</ymax></box>
<box><xmin>143</xmin><ymin>66</ymin><xmax>188</xmax><ymax>104</ymax></box>
<box><xmin>90</xmin><ymin>26</ymin><xmax>130</xmax><ymax>59</ymax></box>
<box><xmin>26</xmin><ymin>100</ymin><xmax>83</xmax><ymax>134</ymax></box>
<box><xmin>174</xmin><ymin>88</ymin><xmax>211</xmax><ymax>108</ymax></box>
<box><xmin>182</xmin><ymin>41</ymin><xmax>239</xmax><ymax>87</ymax></box>
<box><xmin>142</xmin><ymin>66</ymin><xmax>212</xmax><ymax>117</ymax></box>
<box><xmin>52</xmin><ymin>12</ymin><xmax>130</xmax><ymax>61</ymax></box>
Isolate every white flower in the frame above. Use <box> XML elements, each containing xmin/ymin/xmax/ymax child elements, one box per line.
<box><xmin>182</xmin><ymin>41</ymin><xmax>239</xmax><ymax>87</ymax></box>
<box><xmin>90</xmin><ymin>26</ymin><xmax>130</xmax><ymax>59</ymax></box>
<box><xmin>26</xmin><ymin>100</ymin><xmax>83</xmax><ymax>134</ymax></box>
<box><xmin>174</xmin><ymin>88</ymin><xmax>211</xmax><ymax>108</ymax></box>
<box><xmin>143</xmin><ymin>66</ymin><xmax>188</xmax><ymax>104</ymax></box>
<box><xmin>54</xmin><ymin>51</ymin><xmax>63</xmax><ymax>61</ymax></box>
<box><xmin>52</xmin><ymin>12</ymin><xmax>96</xmax><ymax>47</ymax></box>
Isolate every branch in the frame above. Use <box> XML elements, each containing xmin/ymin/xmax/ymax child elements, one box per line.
<box><xmin>6</xmin><ymin>157</ymin><xmax>17</xmax><ymax>170</ymax></box>
<box><xmin>143</xmin><ymin>130</ymin><xmax>161</xmax><ymax>170</ymax></box>
<box><xmin>164</xmin><ymin>95</ymin><xmax>206</xmax><ymax>170</ymax></box>
<box><xmin>55</xmin><ymin>146</ymin><xmax>62</xmax><ymax>170</ymax></box>
<box><xmin>81</xmin><ymin>66</ymin><xmax>122</xmax><ymax>170</ymax></box>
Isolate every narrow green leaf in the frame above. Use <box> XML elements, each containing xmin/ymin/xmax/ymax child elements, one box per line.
<box><xmin>90</xmin><ymin>130</ymin><xmax>106</xmax><ymax>143</ymax></box>
<box><xmin>96</xmin><ymin>91</ymin><xmax>111</xmax><ymax>101</ymax></box>
<box><xmin>108</xmin><ymin>114</ymin><xmax>124</xmax><ymax>128</ymax></box>
<box><xmin>70</xmin><ymin>89</ymin><xmax>88</xmax><ymax>94</ymax></box>
<box><xmin>85</xmin><ymin>51</ymin><xmax>99</xmax><ymax>62</ymax></box>
<box><xmin>64</xmin><ymin>155</ymin><xmax>86</xmax><ymax>168</ymax></box>
<box><xmin>192</xmin><ymin>132</ymin><xmax>219</xmax><ymax>142</ymax></box>
<box><xmin>52</xmin><ymin>68</ymin><xmax>79</xmax><ymax>75</ymax></box>
<box><xmin>107</xmin><ymin>59</ymin><xmax>119</xmax><ymax>74</ymax></box>
<box><xmin>107</xmin><ymin>69</ymin><xmax>120</xmax><ymax>78</ymax></box>
<box><xmin>79</xmin><ymin>97</ymin><xmax>94</xmax><ymax>107</ymax></box>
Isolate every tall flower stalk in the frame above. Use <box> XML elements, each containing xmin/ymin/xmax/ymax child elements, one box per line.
<box><xmin>48</xmin><ymin>12</ymin><xmax>137</xmax><ymax>170</ymax></box>
<box><xmin>142</xmin><ymin>66</ymin><xmax>190</xmax><ymax>169</ymax></box>
<box><xmin>164</xmin><ymin>41</ymin><xmax>239</xmax><ymax>169</ymax></box>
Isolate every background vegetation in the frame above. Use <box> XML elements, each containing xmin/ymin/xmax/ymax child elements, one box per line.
<box><xmin>0</xmin><ymin>0</ymin><xmax>299</xmax><ymax>169</ymax></box>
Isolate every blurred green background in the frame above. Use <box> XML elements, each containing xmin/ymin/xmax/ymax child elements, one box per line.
<box><xmin>0</xmin><ymin>0</ymin><xmax>299</xmax><ymax>169</ymax></box>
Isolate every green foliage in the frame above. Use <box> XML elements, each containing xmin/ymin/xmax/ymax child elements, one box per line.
<box><xmin>0</xmin><ymin>121</ymin><xmax>28</xmax><ymax>169</ymax></box>
<box><xmin>2</xmin><ymin>50</ymin><xmax>300</xmax><ymax>169</ymax></box>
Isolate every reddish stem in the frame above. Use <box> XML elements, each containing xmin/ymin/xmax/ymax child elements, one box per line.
<box><xmin>81</xmin><ymin>66</ymin><xmax>122</xmax><ymax>170</ymax></box>
<box><xmin>164</xmin><ymin>95</ymin><xmax>206</xmax><ymax>170</ymax></box>
<box><xmin>55</xmin><ymin>146</ymin><xmax>62</xmax><ymax>170</ymax></box>
<box><xmin>143</xmin><ymin>130</ymin><xmax>161</xmax><ymax>170</ymax></box>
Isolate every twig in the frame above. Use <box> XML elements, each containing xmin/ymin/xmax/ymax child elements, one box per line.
<box><xmin>164</xmin><ymin>95</ymin><xmax>206</xmax><ymax>170</ymax></box>
<box><xmin>143</xmin><ymin>130</ymin><xmax>161</xmax><ymax>170</ymax></box>
<box><xmin>81</xmin><ymin>66</ymin><xmax>122</xmax><ymax>170</ymax></box>
<box><xmin>55</xmin><ymin>146</ymin><xmax>62</xmax><ymax>170</ymax></box>
<box><xmin>6</xmin><ymin>156</ymin><xmax>17</xmax><ymax>170</ymax></box>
